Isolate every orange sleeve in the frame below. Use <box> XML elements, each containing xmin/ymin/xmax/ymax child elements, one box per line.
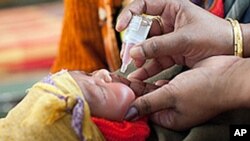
<box><xmin>51</xmin><ymin>0</ymin><xmax>108</xmax><ymax>73</ymax></box>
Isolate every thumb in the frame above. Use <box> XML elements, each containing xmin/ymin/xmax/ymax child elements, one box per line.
<box><xmin>130</xmin><ymin>32</ymin><xmax>188</xmax><ymax>64</ymax></box>
<box><xmin>124</xmin><ymin>84</ymin><xmax>177</xmax><ymax>120</ymax></box>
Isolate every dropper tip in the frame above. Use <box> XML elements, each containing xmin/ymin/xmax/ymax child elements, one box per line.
<box><xmin>120</xmin><ymin>64</ymin><xmax>127</xmax><ymax>73</ymax></box>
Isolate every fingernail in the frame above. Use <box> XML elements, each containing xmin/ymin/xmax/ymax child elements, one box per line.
<box><xmin>124</xmin><ymin>107</ymin><xmax>139</xmax><ymax>121</ymax></box>
<box><xmin>130</xmin><ymin>46</ymin><xmax>145</xmax><ymax>59</ymax></box>
<box><xmin>154</xmin><ymin>81</ymin><xmax>161</xmax><ymax>86</ymax></box>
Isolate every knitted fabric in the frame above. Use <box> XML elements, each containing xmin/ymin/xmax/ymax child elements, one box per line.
<box><xmin>51</xmin><ymin>0</ymin><xmax>108</xmax><ymax>73</ymax></box>
<box><xmin>92</xmin><ymin>117</ymin><xmax>150</xmax><ymax>141</ymax></box>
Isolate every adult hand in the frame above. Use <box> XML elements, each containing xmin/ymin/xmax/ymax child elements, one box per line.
<box><xmin>124</xmin><ymin>56</ymin><xmax>248</xmax><ymax>130</ymax></box>
<box><xmin>116</xmin><ymin>0</ymin><xmax>233</xmax><ymax>80</ymax></box>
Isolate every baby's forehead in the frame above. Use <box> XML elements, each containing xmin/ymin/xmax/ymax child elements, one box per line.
<box><xmin>71</xmin><ymin>71</ymin><xmax>92</xmax><ymax>77</ymax></box>
<box><xmin>80</xmin><ymin>71</ymin><xmax>92</xmax><ymax>76</ymax></box>
<box><xmin>69</xmin><ymin>71</ymin><xmax>95</xmax><ymax>83</ymax></box>
<box><xmin>78</xmin><ymin>71</ymin><xmax>95</xmax><ymax>81</ymax></box>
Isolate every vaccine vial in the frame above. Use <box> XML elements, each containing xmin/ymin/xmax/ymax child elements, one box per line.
<box><xmin>120</xmin><ymin>15</ymin><xmax>152</xmax><ymax>73</ymax></box>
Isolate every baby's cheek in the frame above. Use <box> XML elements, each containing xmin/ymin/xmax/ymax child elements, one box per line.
<box><xmin>106</xmin><ymin>83</ymin><xmax>135</xmax><ymax>120</ymax></box>
<box><xmin>86</xmin><ymin>83</ymin><xmax>135</xmax><ymax>121</ymax></box>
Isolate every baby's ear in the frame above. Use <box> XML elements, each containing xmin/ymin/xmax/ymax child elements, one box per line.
<box><xmin>21</xmin><ymin>94</ymin><xmax>76</xmax><ymax>126</ymax></box>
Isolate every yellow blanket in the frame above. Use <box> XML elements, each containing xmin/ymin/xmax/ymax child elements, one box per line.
<box><xmin>0</xmin><ymin>70</ymin><xmax>105</xmax><ymax>141</ymax></box>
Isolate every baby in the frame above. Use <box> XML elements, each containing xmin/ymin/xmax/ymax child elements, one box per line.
<box><xmin>0</xmin><ymin>69</ymin><xmax>158</xmax><ymax>141</ymax></box>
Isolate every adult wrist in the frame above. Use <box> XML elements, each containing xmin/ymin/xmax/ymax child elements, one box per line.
<box><xmin>220</xmin><ymin>19</ymin><xmax>234</xmax><ymax>55</ymax></box>
<box><xmin>240</xmin><ymin>24</ymin><xmax>250</xmax><ymax>57</ymax></box>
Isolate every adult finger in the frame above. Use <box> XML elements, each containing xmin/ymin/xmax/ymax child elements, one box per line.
<box><xmin>129</xmin><ymin>80</ymin><xmax>160</xmax><ymax>97</ymax></box>
<box><xmin>155</xmin><ymin>80</ymin><xmax>170</xmax><ymax>86</ymax></box>
<box><xmin>150</xmin><ymin>109</ymin><xmax>191</xmax><ymax>131</ymax></box>
<box><xmin>128</xmin><ymin>56</ymin><xmax>174</xmax><ymax>80</ymax></box>
<box><xmin>150</xmin><ymin>109</ymin><xmax>178</xmax><ymax>130</ymax></box>
<box><xmin>110</xmin><ymin>73</ymin><xmax>131</xmax><ymax>85</ymax></box>
<box><xmin>116</xmin><ymin>0</ymin><xmax>167</xmax><ymax>32</ymax></box>
<box><xmin>124</xmin><ymin>84</ymin><xmax>177</xmax><ymax>120</ymax></box>
<box><xmin>116</xmin><ymin>0</ymin><xmax>143</xmax><ymax>32</ymax></box>
<box><xmin>130</xmin><ymin>32</ymin><xmax>189</xmax><ymax>63</ymax></box>
<box><xmin>110</xmin><ymin>73</ymin><xmax>159</xmax><ymax>96</ymax></box>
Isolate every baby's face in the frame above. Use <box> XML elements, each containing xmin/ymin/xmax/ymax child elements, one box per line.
<box><xmin>69</xmin><ymin>70</ymin><xmax>135</xmax><ymax>121</ymax></box>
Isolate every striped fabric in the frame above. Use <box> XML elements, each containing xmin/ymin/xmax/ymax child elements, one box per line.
<box><xmin>0</xmin><ymin>0</ymin><xmax>59</xmax><ymax>8</ymax></box>
<box><xmin>0</xmin><ymin>2</ymin><xmax>63</xmax><ymax>117</ymax></box>
<box><xmin>0</xmin><ymin>2</ymin><xmax>63</xmax><ymax>73</ymax></box>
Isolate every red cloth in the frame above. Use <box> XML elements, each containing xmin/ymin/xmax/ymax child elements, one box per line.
<box><xmin>209</xmin><ymin>0</ymin><xmax>224</xmax><ymax>18</ymax></box>
<box><xmin>92</xmin><ymin>117</ymin><xmax>150</xmax><ymax>141</ymax></box>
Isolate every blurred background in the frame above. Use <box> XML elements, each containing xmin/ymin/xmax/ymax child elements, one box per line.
<box><xmin>0</xmin><ymin>0</ymin><xmax>63</xmax><ymax>117</ymax></box>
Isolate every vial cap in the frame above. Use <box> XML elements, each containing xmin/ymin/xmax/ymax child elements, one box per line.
<box><xmin>124</xmin><ymin>15</ymin><xmax>152</xmax><ymax>44</ymax></box>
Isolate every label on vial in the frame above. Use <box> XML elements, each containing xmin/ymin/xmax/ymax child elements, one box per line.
<box><xmin>128</xmin><ymin>16</ymin><xmax>142</xmax><ymax>31</ymax></box>
<box><xmin>124</xmin><ymin>15</ymin><xmax>152</xmax><ymax>43</ymax></box>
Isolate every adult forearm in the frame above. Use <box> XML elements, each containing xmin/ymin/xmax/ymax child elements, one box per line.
<box><xmin>241</xmin><ymin>24</ymin><xmax>250</xmax><ymax>57</ymax></box>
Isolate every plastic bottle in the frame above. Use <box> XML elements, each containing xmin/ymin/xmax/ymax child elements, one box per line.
<box><xmin>120</xmin><ymin>15</ymin><xmax>152</xmax><ymax>73</ymax></box>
